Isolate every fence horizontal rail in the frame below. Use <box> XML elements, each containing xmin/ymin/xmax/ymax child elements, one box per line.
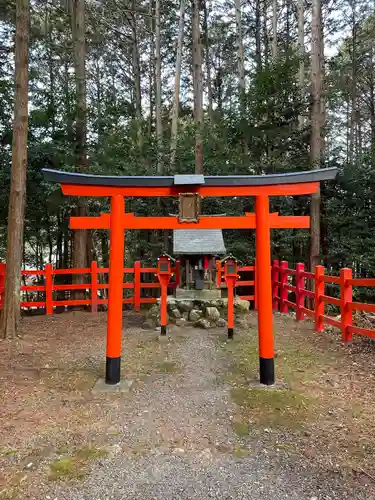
<box><xmin>321</xmin><ymin>295</ymin><xmax>341</xmax><ymax>307</ymax></box>
<box><xmin>321</xmin><ymin>275</ymin><xmax>340</xmax><ymax>284</ymax></box>
<box><xmin>300</xmin><ymin>306</ymin><xmax>314</xmax><ymax>318</ymax></box>
<box><xmin>349</xmin><ymin>301</ymin><xmax>375</xmax><ymax>313</ymax></box>
<box><xmin>321</xmin><ymin>315</ymin><xmax>341</xmax><ymax>329</ymax></box>
<box><xmin>348</xmin><ymin>325</ymin><xmax>375</xmax><ymax>339</ymax></box>
<box><xmin>301</xmin><ymin>271</ymin><xmax>314</xmax><ymax>279</ymax></box>
<box><xmin>347</xmin><ymin>278</ymin><xmax>375</xmax><ymax>287</ymax></box>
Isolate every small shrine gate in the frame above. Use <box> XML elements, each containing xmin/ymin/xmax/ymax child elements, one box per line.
<box><xmin>43</xmin><ymin>168</ymin><xmax>338</xmax><ymax>386</ymax></box>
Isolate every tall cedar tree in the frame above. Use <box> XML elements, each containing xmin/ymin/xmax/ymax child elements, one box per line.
<box><xmin>309</xmin><ymin>0</ymin><xmax>324</xmax><ymax>270</ymax></box>
<box><xmin>1</xmin><ymin>0</ymin><xmax>29</xmax><ymax>338</ymax></box>
<box><xmin>70</xmin><ymin>0</ymin><xmax>89</xmax><ymax>298</ymax></box>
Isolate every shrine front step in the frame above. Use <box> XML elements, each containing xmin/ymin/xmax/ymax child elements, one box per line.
<box><xmin>174</xmin><ymin>288</ymin><xmax>222</xmax><ymax>300</ymax></box>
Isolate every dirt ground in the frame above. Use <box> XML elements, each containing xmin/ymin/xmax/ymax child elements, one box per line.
<box><xmin>1</xmin><ymin>310</ymin><xmax>375</xmax><ymax>499</ymax></box>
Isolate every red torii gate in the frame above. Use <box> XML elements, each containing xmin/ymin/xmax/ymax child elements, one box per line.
<box><xmin>43</xmin><ymin>168</ymin><xmax>337</xmax><ymax>386</ymax></box>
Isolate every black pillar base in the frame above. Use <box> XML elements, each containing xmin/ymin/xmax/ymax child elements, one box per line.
<box><xmin>259</xmin><ymin>357</ymin><xmax>275</xmax><ymax>385</ymax></box>
<box><xmin>228</xmin><ymin>328</ymin><xmax>234</xmax><ymax>340</ymax></box>
<box><xmin>160</xmin><ymin>325</ymin><xmax>167</xmax><ymax>336</ymax></box>
<box><xmin>105</xmin><ymin>356</ymin><xmax>121</xmax><ymax>385</ymax></box>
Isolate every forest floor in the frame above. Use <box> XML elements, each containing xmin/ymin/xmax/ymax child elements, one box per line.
<box><xmin>1</xmin><ymin>310</ymin><xmax>375</xmax><ymax>500</ymax></box>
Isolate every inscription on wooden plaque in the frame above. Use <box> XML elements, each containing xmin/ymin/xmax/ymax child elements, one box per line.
<box><xmin>179</xmin><ymin>193</ymin><xmax>201</xmax><ymax>223</ymax></box>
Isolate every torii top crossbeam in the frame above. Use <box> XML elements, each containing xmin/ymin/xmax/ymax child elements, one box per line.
<box><xmin>42</xmin><ymin>167</ymin><xmax>338</xmax><ymax>387</ymax></box>
<box><xmin>43</xmin><ymin>167</ymin><xmax>337</xmax><ymax>196</ymax></box>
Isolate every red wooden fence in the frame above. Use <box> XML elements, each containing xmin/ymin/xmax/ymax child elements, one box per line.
<box><xmin>0</xmin><ymin>261</ymin><xmax>180</xmax><ymax>314</ymax></box>
<box><xmin>0</xmin><ymin>261</ymin><xmax>256</xmax><ymax>315</ymax></box>
<box><xmin>1</xmin><ymin>259</ymin><xmax>375</xmax><ymax>342</ymax></box>
<box><xmin>272</xmin><ymin>260</ymin><xmax>375</xmax><ymax>341</ymax></box>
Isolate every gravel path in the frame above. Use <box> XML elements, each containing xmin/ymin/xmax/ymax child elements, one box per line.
<box><xmin>49</xmin><ymin>327</ymin><xmax>373</xmax><ymax>500</ymax></box>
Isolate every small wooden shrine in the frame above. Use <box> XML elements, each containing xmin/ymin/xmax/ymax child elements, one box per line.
<box><xmin>173</xmin><ymin>229</ymin><xmax>226</xmax><ymax>290</ymax></box>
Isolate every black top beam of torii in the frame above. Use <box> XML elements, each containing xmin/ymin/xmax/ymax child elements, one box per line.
<box><xmin>42</xmin><ymin>167</ymin><xmax>338</xmax><ymax>187</ymax></box>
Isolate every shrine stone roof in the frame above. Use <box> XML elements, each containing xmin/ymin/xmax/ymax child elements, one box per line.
<box><xmin>173</xmin><ymin>229</ymin><xmax>226</xmax><ymax>255</ymax></box>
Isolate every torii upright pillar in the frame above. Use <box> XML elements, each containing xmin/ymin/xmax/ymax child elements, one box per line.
<box><xmin>255</xmin><ymin>195</ymin><xmax>274</xmax><ymax>385</ymax></box>
<box><xmin>106</xmin><ymin>195</ymin><xmax>125</xmax><ymax>384</ymax></box>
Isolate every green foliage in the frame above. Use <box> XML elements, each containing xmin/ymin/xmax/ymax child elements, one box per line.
<box><xmin>0</xmin><ymin>0</ymin><xmax>374</xmax><ymax>283</ymax></box>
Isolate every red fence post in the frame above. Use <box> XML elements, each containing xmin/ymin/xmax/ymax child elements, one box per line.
<box><xmin>134</xmin><ymin>261</ymin><xmax>141</xmax><ymax>312</ymax></box>
<box><xmin>296</xmin><ymin>263</ymin><xmax>305</xmax><ymax>321</ymax></box>
<box><xmin>315</xmin><ymin>265</ymin><xmax>325</xmax><ymax>332</ymax></box>
<box><xmin>340</xmin><ymin>268</ymin><xmax>353</xmax><ymax>343</ymax></box>
<box><xmin>280</xmin><ymin>261</ymin><xmax>288</xmax><ymax>313</ymax></box>
<box><xmin>45</xmin><ymin>263</ymin><xmax>53</xmax><ymax>315</ymax></box>
<box><xmin>0</xmin><ymin>263</ymin><xmax>6</xmax><ymax>310</ymax></box>
<box><xmin>91</xmin><ymin>261</ymin><xmax>98</xmax><ymax>313</ymax></box>
<box><xmin>271</xmin><ymin>260</ymin><xmax>279</xmax><ymax>311</ymax></box>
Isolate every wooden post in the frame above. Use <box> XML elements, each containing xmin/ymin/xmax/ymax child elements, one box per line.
<box><xmin>216</xmin><ymin>260</ymin><xmax>222</xmax><ymax>288</ymax></box>
<box><xmin>91</xmin><ymin>261</ymin><xmax>98</xmax><ymax>313</ymax></box>
<box><xmin>255</xmin><ymin>195</ymin><xmax>275</xmax><ymax>385</ymax></box>
<box><xmin>175</xmin><ymin>259</ymin><xmax>181</xmax><ymax>288</ymax></box>
<box><xmin>0</xmin><ymin>263</ymin><xmax>6</xmax><ymax>310</ymax></box>
<box><xmin>296</xmin><ymin>262</ymin><xmax>305</xmax><ymax>321</ymax></box>
<box><xmin>134</xmin><ymin>260</ymin><xmax>141</xmax><ymax>312</ymax></box>
<box><xmin>271</xmin><ymin>260</ymin><xmax>279</xmax><ymax>311</ymax></box>
<box><xmin>314</xmin><ymin>265</ymin><xmax>325</xmax><ymax>332</ymax></box>
<box><xmin>186</xmin><ymin>258</ymin><xmax>190</xmax><ymax>289</ymax></box>
<box><xmin>106</xmin><ymin>195</ymin><xmax>125</xmax><ymax>385</ymax></box>
<box><xmin>280</xmin><ymin>260</ymin><xmax>288</xmax><ymax>313</ymax></box>
<box><xmin>340</xmin><ymin>268</ymin><xmax>353</xmax><ymax>343</ymax></box>
<box><xmin>45</xmin><ymin>263</ymin><xmax>53</xmax><ymax>315</ymax></box>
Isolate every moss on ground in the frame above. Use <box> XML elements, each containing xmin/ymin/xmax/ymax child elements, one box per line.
<box><xmin>231</xmin><ymin>386</ymin><xmax>312</xmax><ymax>431</ymax></box>
<box><xmin>156</xmin><ymin>361</ymin><xmax>180</xmax><ymax>373</ymax></box>
<box><xmin>219</xmin><ymin>323</ymin><xmax>327</xmax><ymax>434</ymax></box>
<box><xmin>233</xmin><ymin>445</ymin><xmax>250</xmax><ymax>458</ymax></box>
<box><xmin>48</xmin><ymin>445</ymin><xmax>108</xmax><ymax>482</ymax></box>
<box><xmin>120</xmin><ymin>337</ymin><xmax>181</xmax><ymax>378</ymax></box>
<box><xmin>231</xmin><ymin>420</ymin><xmax>250</xmax><ymax>437</ymax></box>
<box><xmin>0</xmin><ymin>449</ymin><xmax>18</xmax><ymax>457</ymax></box>
<box><xmin>219</xmin><ymin>315</ymin><xmax>375</xmax><ymax>473</ymax></box>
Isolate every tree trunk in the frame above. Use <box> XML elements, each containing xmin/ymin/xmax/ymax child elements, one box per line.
<box><xmin>235</xmin><ymin>0</ymin><xmax>245</xmax><ymax>105</ymax></box>
<box><xmin>309</xmin><ymin>0</ymin><xmax>324</xmax><ymax>271</ymax></box>
<box><xmin>170</xmin><ymin>0</ymin><xmax>185</xmax><ymax>168</ymax></box>
<box><xmin>349</xmin><ymin>3</ymin><xmax>356</xmax><ymax>164</ymax></box>
<box><xmin>255</xmin><ymin>0</ymin><xmax>262</xmax><ymax>71</ymax></box>
<box><xmin>46</xmin><ymin>5</ymin><xmax>56</xmax><ymax>136</ymax></box>
<box><xmin>148</xmin><ymin>0</ymin><xmax>154</xmax><ymax>142</ymax></box>
<box><xmin>129</xmin><ymin>3</ymin><xmax>143</xmax><ymax>149</ymax></box>
<box><xmin>1</xmin><ymin>0</ymin><xmax>29</xmax><ymax>339</ymax></box>
<box><xmin>192</xmin><ymin>0</ymin><xmax>204</xmax><ymax>173</ymax></box>
<box><xmin>369</xmin><ymin>48</ymin><xmax>375</xmax><ymax>167</ymax></box>
<box><xmin>263</xmin><ymin>0</ymin><xmax>269</xmax><ymax>66</ymax></box>
<box><xmin>70</xmin><ymin>0</ymin><xmax>88</xmax><ymax>301</ymax></box>
<box><xmin>285</xmin><ymin>0</ymin><xmax>291</xmax><ymax>52</ymax></box>
<box><xmin>235</xmin><ymin>0</ymin><xmax>247</xmax><ymax>155</ymax></box>
<box><xmin>202</xmin><ymin>0</ymin><xmax>213</xmax><ymax>121</ymax></box>
<box><xmin>297</xmin><ymin>0</ymin><xmax>304</xmax><ymax>129</ymax></box>
<box><xmin>155</xmin><ymin>0</ymin><xmax>163</xmax><ymax>174</ymax></box>
<box><xmin>64</xmin><ymin>58</ymin><xmax>73</xmax><ymax>148</ymax></box>
<box><xmin>272</xmin><ymin>0</ymin><xmax>277</xmax><ymax>59</ymax></box>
